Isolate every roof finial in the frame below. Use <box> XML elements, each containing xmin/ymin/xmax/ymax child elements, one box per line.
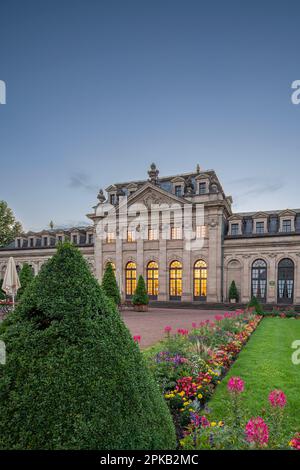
<box><xmin>148</xmin><ymin>162</ymin><xmax>159</xmax><ymax>185</ymax></box>
<box><xmin>196</xmin><ymin>164</ymin><xmax>200</xmax><ymax>174</ymax></box>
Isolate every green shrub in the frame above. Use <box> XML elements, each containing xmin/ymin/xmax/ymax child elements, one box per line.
<box><xmin>101</xmin><ymin>262</ymin><xmax>121</xmax><ymax>306</ymax></box>
<box><xmin>16</xmin><ymin>263</ymin><xmax>34</xmax><ymax>300</ymax></box>
<box><xmin>132</xmin><ymin>275</ymin><xmax>149</xmax><ymax>306</ymax></box>
<box><xmin>0</xmin><ymin>242</ymin><xmax>176</xmax><ymax>450</ymax></box>
<box><xmin>228</xmin><ymin>280</ymin><xmax>239</xmax><ymax>301</ymax></box>
<box><xmin>247</xmin><ymin>296</ymin><xmax>264</xmax><ymax>315</ymax></box>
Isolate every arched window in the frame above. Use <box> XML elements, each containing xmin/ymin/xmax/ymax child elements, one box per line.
<box><xmin>251</xmin><ymin>259</ymin><xmax>267</xmax><ymax>302</ymax></box>
<box><xmin>278</xmin><ymin>258</ymin><xmax>294</xmax><ymax>304</ymax></box>
<box><xmin>194</xmin><ymin>260</ymin><xmax>207</xmax><ymax>300</ymax></box>
<box><xmin>125</xmin><ymin>262</ymin><xmax>137</xmax><ymax>299</ymax></box>
<box><xmin>147</xmin><ymin>261</ymin><xmax>159</xmax><ymax>300</ymax></box>
<box><xmin>169</xmin><ymin>261</ymin><xmax>182</xmax><ymax>300</ymax></box>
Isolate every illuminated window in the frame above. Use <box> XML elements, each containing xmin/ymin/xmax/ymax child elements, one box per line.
<box><xmin>169</xmin><ymin>260</ymin><xmax>182</xmax><ymax>300</ymax></box>
<box><xmin>107</xmin><ymin>232</ymin><xmax>116</xmax><ymax>243</ymax></box>
<box><xmin>125</xmin><ymin>262</ymin><xmax>137</xmax><ymax>298</ymax></box>
<box><xmin>127</xmin><ymin>230</ymin><xmax>136</xmax><ymax>242</ymax></box>
<box><xmin>196</xmin><ymin>225</ymin><xmax>207</xmax><ymax>238</ymax></box>
<box><xmin>148</xmin><ymin>228</ymin><xmax>158</xmax><ymax>240</ymax></box>
<box><xmin>147</xmin><ymin>261</ymin><xmax>159</xmax><ymax>299</ymax></box>
<box><xmin>171</xmin><ymin>226</ymin><xmax>182</xmax><ymax>240</ymax></box>
<box><xmin>193</xmin><ymin>260</ymin><xmax>207</xmax><ymax>300</ymax></box>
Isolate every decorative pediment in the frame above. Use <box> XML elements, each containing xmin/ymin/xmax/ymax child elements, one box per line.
<box><xmin>121</xmin><ymin>182</ymin><xmax>191</xmax><ymax>210</ymax></box>
<box><xmin>253</xmin><ymin>212</ymin><xmax>269</xmax><ymax>219</ymax></box>
<box><xmin>228</xmin><ymin>214</ymin><xmax>243</xmax><ymax>221</ymax></box>
<box><xmin>105</xmin><ymin>184</ymin><xmax>117</xmax><ymax>192</ymax></box>
<box><xmin>170</xmin><ymin>176</ymin><xmax>185</xmax><ymax>183</ymax></box>
<box><xmin>195</xmin><ymin>174</ymin><xmax>210</xmax><ymax>181</ymax></box>
<box><xmin>278</xmin><ymin>209</ymin><xmax>296</xmax><ymax>217</ymax></box>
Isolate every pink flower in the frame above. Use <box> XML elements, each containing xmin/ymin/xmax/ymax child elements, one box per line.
<box><xmin>133</xmin><ymin>335</ymin><xmax>141</xmax><ymax>343</ymax></box>
<box><xmin>215</xmin><ymin>315</ymin><xmax>223</xmax><ymax>322</ymax></box>
<box><xmin>290</xmin><ymin>433</ymin><xmax>300</xmax><ymax>450</ymax></box>
<box><xmin>192</xmin><ymin>322</ymin><xmax>197</xmax><ymax>329</ymax></box>
<box><xmin>268</xmin><ymin>390</ymin><xmax>287</xmax><ymax>408</ymax></box>
<box><xmin>245</xmin><ymin>417</ymin><xmax>269</xmax><ymax>447</ymax></box>
<box><xmin>177</xmin><ymin>328</ymin><xmax>189</xmax><ymax>336</ymax></box>
<box><xmin>227</xmin><ymin>376</ymin><xmax>245</xmax><ymax>394</ymax></box>
<box><xmin>164</xmin><ymin>325</ymin><xmax>172</xmax><ymax>333</ymax></box>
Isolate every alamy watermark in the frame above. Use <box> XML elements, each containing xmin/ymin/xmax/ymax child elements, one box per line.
<box><xmin>95</xmin><ymin>197</ymin><xmax>206</xmax><ymax>252</ymax></box>
<box><xmin>291</xmin><ymin>80</ymin><xmax>300</xmax><ymax>105</ymax></box>
<box><xmin>292</xmin><ymin>340</ymin><xmax>300</xmax><ymax>365</ymax></box>
<box><xmin>0</xmin><ymin>80</ymin><xmax>6</xmax><ymax>104</ymax></box>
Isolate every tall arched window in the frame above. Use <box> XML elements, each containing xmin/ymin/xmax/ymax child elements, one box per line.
<box><xmin>125</xmin><ymin>262</ymin><xmax>137</xmax><ymax>298</ymax></box>
<box><xmin>278</xmin><ymin>258</ymin><xmax>294</xmax><ymax>304</ymax></box>
<box><xmin>169</xmin><ymin>261</ymin><xmax>182</xmax><ymax>300</ymax></box>
<box><xmin>194</xmin><ymin>260</ymin><xmax>207</xmax><ymax>300</ymax></box>
<box><xmin>251</xmin><ymin>259</ymin><xmax>267</xmax><ymax>302</ymax></box>
<box><xmin>147</xmin><ymin>261</ymin><xmax>159</xmax><ymax>300</ymax></box>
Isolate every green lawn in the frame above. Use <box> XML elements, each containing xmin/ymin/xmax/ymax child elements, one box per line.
<box><xmin>208</xmin><ymin>318</ymin><xmax>300</xmax><ymax>439</ymax></box>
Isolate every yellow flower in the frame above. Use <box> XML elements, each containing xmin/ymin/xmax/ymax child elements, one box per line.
<box><xmin>211</xmin><ymin>422</ymin><xmax>217</xmax><ymax>427</ymax></box>
<box><xmin>218</xmin><ymin>421</ymin><xmax>224</xmax><ymax>427</ymax></box>
<box><xmin>197</xmin><ymin>385</ymin><xmax>202</xmax><ymax>389</ymax></box>
<box><xmin>197</xmin><ymin>393</ymin><xmax>203</xmax><ymax>399</ymax></box>
<box><xmin>183</xmin><ymin>401</ymin><xmax>190</xmax><ymax>407</ymax></box>
<box><xmin>189</xmin><ymin>408</ymin><xmax>193</xmax><ymax>412</ymax></box>
<box><xmin>179</xmin><ymin>391</ymin><xmax>185</xmax><ymax>397</ymax></box>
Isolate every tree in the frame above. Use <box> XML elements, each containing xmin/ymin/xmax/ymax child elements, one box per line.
<box><xmin>0</xmin><ymin>201</ymin><xmax>23</xmax><ymax>247</ymax></box>
<box><xmin>132</xmin><ymin>275</ymin><xmax>149</xmax><ymax>306</ymax></box>
<box><xmin>247</xmin><ymin>296</ymin><xmax>264</xmax><ymax>315</ymax></box>
<box><xmin>0</xmin><ymin>242</ymin><xmax>176</xmax><ymax>450</ymax></box>
<box><xmin>101</xmin><ymin>263</ymin><xmax>121</xmax><ymax>306</ymax></box>
<box><xmin>16</xmin><ymin>263</ymin><xmax>34</xmax><ymax>301</ymax></box>
<box><xmin>229</xmin><ymin>280</ymin><xmax>239</xmax><ymax>302</ymax></box>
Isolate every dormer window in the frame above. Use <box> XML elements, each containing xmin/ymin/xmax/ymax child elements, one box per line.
<box><xmin>282</xmin><ymin>219</ymin><xmax>292</xmax><ymax>233</ymax></box>
<box><xmin>29</xmin><ymin>238</ymin><xmax>34</xmax><ymax>247</ymax></box>
<box><xmin>110</xmin><ymin>194</ymin><xmax>116</xmax><ymax>205</ymax></box>
<box><xmin>88</xmin><ymin>234</ymin><xmax>93</xmax><ymax>244</ymax></box>
<box><xmin>17</xmin><ymin>238</ymin><xmax>21</xmax><ymax>248</ymax></box>
<box><xmin>175</xmin><ymin>185</ymin><xmax>182</xmax><ymax>197</ymax></box>
<box><xmin>231</xmin><ymin>224</ymin><xmax>239</xmax><ymax>236</ymax></box>
<box><xmin>72</xmin><ymin>235</ymin><xmax>78</xmax><ymax>245</ymax></box>
<box><xmin>43</xmin><ymin>237</ymin><xmax>48</xmax><ymax>247</ymax></box>
<box><xmin>199</xmin><ymin>182</ymin><xmax>206</xmax><ymax>194</ymax></box>
<box><xmin>256</xmin><ymin>222</ymin><xmax>264</xmax><ymax>234</ymax></box>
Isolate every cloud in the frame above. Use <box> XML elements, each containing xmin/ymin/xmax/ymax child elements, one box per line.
<box><xmin>229</xmin><ymin>176</ymin><xmax>285</xmax><ymax>199</ymax></box>
<box><xmin>69</xmin><ymin>172</ymin><xmax>98</xmax><ymax>193</ymax></box>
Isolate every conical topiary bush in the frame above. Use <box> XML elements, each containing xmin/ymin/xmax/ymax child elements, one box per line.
<box><xmin>101</xmin><ymin>262</ymin><xmax>121</xmax><ymax>306</ymax></box>
<box><xmin>0</xmin><ymin>242</ymin><xmax>176</xmax><ymax>450</ymax></box>
<box><xmin>132</xmin><ymin>275</ymin><xmax>149</xmax><ymax>311</ymax></box>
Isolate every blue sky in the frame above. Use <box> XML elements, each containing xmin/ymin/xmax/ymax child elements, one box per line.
<box><xmin>0</xmin><ymin>0</ymin><xmax>300</xmax><ymax>230</ymax></box>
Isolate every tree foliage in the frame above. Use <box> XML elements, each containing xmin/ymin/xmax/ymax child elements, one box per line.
<box><xmin>229</xmin><ymin>280</ymin><xmax>239</xmax><ymax>301</ymax></box>
<box><xmin>16</xmin><ymin>263</ymin><xmax>34</xmax><ymax>301</ymax></box>
<box><xmin>0</xmin><ymin>201</ymin><xmax>22</xmax><ymax>247</ymax></box>
<box><xmin>132</xmin><ymin>275</ymin><xmax>149</xmax><ymax>306</ymax></box>
<box><xmin>247</xmin><ymin>296</ymin><xmax>264</xmax><ymax>315</ymax></box>
<box><xmin>101</xmin><ymin>263</ymin><xmax>121</xmax><ymax>306</ymax></box>
<box><xmin>0</xmin><ymin>242</ymin><xmax>176</xmax><ymax>450</ymax></box>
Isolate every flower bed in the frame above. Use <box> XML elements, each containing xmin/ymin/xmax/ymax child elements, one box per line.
<box><xmin>145</xmin><ymin>309</ymin><xmax>261</xmax><ymax>444</ymax></box>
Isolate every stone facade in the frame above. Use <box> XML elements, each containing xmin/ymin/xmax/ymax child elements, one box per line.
<box><xmin>1</xmin><ymin>164</ymin><xmax>300</xmax><ymax>306</ymax></box>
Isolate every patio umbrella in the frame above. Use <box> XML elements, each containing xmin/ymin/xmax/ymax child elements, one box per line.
<box><xmin>2</xmin><ymin>257</ymin><xmax>21</xmax><ymax>307</ymax></box>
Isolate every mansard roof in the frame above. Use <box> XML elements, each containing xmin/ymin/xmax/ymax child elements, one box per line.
<box><xmin>233</xmin><ymin>208</ymin><xmax>300</xmax><ymax>218</ymax></box>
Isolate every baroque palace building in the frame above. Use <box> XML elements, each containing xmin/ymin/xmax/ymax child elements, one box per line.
<box><xmin>1</xmin><ymin>164</ymin><xmax>300</xmax><ymax>306</ymax></box>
